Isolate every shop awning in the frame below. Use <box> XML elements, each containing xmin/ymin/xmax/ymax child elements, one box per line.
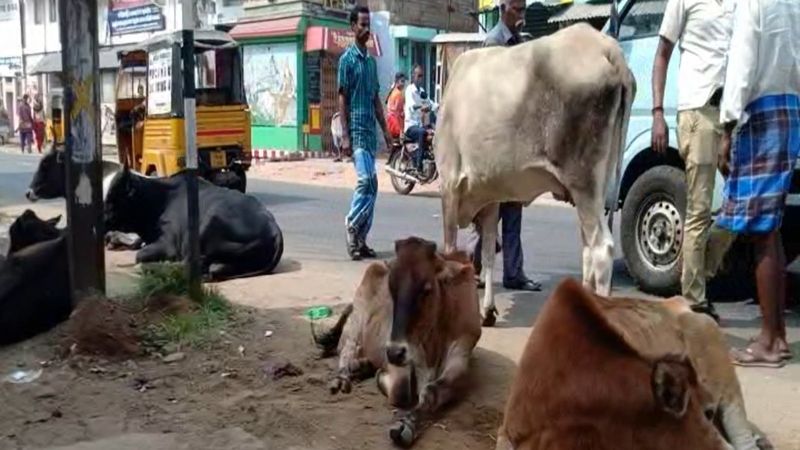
<box><xmin>304</xmin><ymin>26</ymin><xmax>382</xmax><ymax>57</ymax></box>
<box><xmin>230</xmin><ymin>17</ymin><xmax>302</xmax><ymax>40</ymax></box>
<box><xmin>29</xmin><ymin>45</ymin><xmax>133</xmax><ymax>74</ymax></box>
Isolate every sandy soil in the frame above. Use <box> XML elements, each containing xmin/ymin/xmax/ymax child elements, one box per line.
<box><xmin>0</xmin><ymin>301</ymin><xmax>510</xmax><ymax>450</ymax></box>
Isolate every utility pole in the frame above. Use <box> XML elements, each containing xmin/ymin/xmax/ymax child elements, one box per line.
<box><xmin>59</xmin><ymin>0</ymin><xmax>105</xmax><ymax>303</ymax></box>
<box><xmin>182</xmin><ymin>0</ymin><xmax>202</xmax><ymax>299</ymax></box>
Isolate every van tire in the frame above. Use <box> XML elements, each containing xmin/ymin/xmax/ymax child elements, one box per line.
<box><xmin>621</xmin><ymin>166</ymin><xmax>685</xmax><ymax>296</ymax></box>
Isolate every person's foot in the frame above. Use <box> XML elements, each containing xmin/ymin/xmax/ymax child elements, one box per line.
<box><xmin>345</xmin><ymin>226</ymin><xmax>361</xmax><ymax>261</ymax></box>
<box><xmin>731</xmin><ymin>341</ymin><xmax>785</xmax><ymax>368</ymax></box>
<box><xmin>749</xmin><ymin>336</ymin><xmax>793</xmax><ymax>360</ymax></box>
<box><xmin>690</xmin><ymin>302</ymin><xmax>721</xmax><ymax>324</ymax></box>
<box><xmin>333</xmin><ymin>157</ymin><xmax>342</xmax><ymax>163</ymax></box>
<box><xmin>358</xmin><ymin>241</ymin><xmax>377</xmax><ymax>259</ymax></box>
<box><xmin>503</xmin><ymin>277</ymin><xmax>542</xmax><ymax>292</ymax></box>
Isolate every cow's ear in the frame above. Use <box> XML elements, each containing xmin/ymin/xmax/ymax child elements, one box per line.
<box><xmin>46</xmin><ymin>215</ymin><xmax>62</xmax><ymax>226</ymax></box>
<box><xmin>651</xmin><ymin>356</ymin><xmax>693</xmax><ymax>418</ymax></box>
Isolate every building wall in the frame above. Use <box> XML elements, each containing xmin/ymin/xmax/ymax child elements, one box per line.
<box><xmin>361</xmin><ymin>0</ymin><xmax>478</xmax><ymax>32</ymax></box>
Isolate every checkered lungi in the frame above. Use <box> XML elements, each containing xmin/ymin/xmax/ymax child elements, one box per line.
<box><xmin>716</xmin><ymin>94</ymin><xmax>800</xmax><ymax>234</ymax></box>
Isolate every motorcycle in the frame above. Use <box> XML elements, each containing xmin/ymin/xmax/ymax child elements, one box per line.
<box><xmin>385</xmin><ymin>132</ymin><xmax>438</xmax><ymax>195</ymax></box>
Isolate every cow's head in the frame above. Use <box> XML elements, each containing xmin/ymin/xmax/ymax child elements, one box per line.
<box><xmin>103</xmin><ymin>166</ymin><xmax>137</xmax><ymax>233</ymax></box>
<box><xmin>8</xmin><ymin>209</ymin><xmax>61</xmax><ymax>254</ymax></box>
<box><xmin>386</xmin><ymin>237</ymin><xmax>442</xmax><ymax>368</ymax></box>
<box><xmin>26</xmin><ymin>147</ymin><xmax>66</xmax><ymax>202</ymax></box>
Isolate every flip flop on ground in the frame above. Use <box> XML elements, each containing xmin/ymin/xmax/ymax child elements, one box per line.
<box><xmin>730</xmin><ymin>346</ymin><xmax>786</xmax><ymax>368</ymax></box>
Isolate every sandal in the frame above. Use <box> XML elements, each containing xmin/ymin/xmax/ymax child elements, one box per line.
<box><xmin>747</xmin><ymin>337</ymin><xmax>793</xmax><ymax>360</ymax></box>
<box><xmin>730</xmin><ymin>346</ymin><xmax>785</xmax><ymax>368</ymax></box>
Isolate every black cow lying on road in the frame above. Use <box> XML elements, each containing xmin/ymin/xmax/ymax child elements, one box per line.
<box><xmin>0</xmin><ymin>210</ymin><xmax>70</xmax><ymax>345</ymax></box>
<box><xmin>105</xmin><ymin>166</ymin><xmax>284</xmax><ymax>280</ymax></box>
<box><xmin>7</xmin><ymin>209</ymin><xmax>62</xmax><ymax>255</ymax></box>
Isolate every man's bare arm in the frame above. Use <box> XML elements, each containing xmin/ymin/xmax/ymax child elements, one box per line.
<box><xmin>338</xmin><ymin>91</ymin><xmax>351</xmax><ymax>153</ymax></box>
<box><xmin>651</xmin><ymin>36</ymin><xmax>675</xmax><ymax>153</ymax></box>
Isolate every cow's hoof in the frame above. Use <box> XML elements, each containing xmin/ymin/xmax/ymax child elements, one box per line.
<box><xmin>481</xmin><ymin>307</ymin><xmax>497</xmax><ymax>327</ymax></box>
<box><xmin>389</xmin><ymin>419</ymin><xmax>416</xmax><ymax>448</ymax></box>
<box><xmin>329</xmin><ymin>376</ymin><xmax>351</xmax><ymax>395</ymax></box>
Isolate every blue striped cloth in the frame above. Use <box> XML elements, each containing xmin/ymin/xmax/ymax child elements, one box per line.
<box><xmin>337</xmin><ymin>44</ymin><xmax>380</xmax><ymax>153</ymax></box>
<box><xmin>717</xmin><ymin>94</ymin><xmax>800</xmax><ymax>234</ymax></box>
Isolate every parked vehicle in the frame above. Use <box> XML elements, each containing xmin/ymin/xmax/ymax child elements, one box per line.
<box><xmin>604</xmin><ymin>0</ymin><xmax>800</xmax><ymax>297</ymax></box>
<box><xmin>385</xmin><ymin>134</ymin><xmax>438</xmax><ymax>195</ymax></box>
<box><xmin>115</xmin><ymin>29</ymin><xmax>252</xmax><ymax>193</ymax></box>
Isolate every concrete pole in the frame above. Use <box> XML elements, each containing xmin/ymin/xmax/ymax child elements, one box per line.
<box><xmin>182</xmin><ymin>0</ymin><xmax>202</xmax><ymax>299</ymax></box>
<box><xmin>59</xmin><ymin>0</ymin><xmax>106</xmax><ymax>303</ymax></box>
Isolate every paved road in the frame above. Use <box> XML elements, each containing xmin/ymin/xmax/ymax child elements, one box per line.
<box><xmin>0</xmin><ymin>149</ymin><xmax>631</xmax><ymax>289</ymax></box>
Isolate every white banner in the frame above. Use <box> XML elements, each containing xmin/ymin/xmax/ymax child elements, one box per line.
<box><xmin>147</xmin><ymin>48</ymin><xmax>172</xmax><ymax>115</ymax></box>
<box><xmin>0</xmin><ymin>0</ymin><xmax>19</xmax><ymax>22</ymax></box>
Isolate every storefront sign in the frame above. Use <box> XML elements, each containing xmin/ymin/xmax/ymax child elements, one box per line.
<box><xmin>147</xmin><ymin>48</ymin><xmax>172</xmax><ymax>116</ymax></box>
<box><xmin>109</xmin><ymin>4</ymin><xmax>164</xmax><ymax>36</ymax></box>
<box><xmin>0</xmin><ymin>0</ymin><xmax>19</xmax><ymax>22</ymax></box>
<box><xmin>478</xmin><ymin>0</ymin><xmax>495</xmax><ymax>11</ymax></box>
<box><xmin>109</xmin><ymin>0</ymin><xmax>151</xmax><ymax>10</ymax></box>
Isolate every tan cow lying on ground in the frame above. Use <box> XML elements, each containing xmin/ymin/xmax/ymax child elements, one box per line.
<box><xmin>436</xmin><ymin>23</ymin><xmax>635</xmax><ymax>326</ymax></box>
<box><xmin>314</xmin><ymin>237</ymin><xmax>482</xmax><ymax>447</ymax></box>
<box><xmin>496</xmin><ymin>279</ymin><xmax>761</xmax><ymax>450</ymax></box>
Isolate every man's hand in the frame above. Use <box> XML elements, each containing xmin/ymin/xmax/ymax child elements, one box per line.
<box><xmin>719</xmin><ymin>130</ymin><xmax>732</xmax><ymax>178</ymax></box>
<box><xmin>341</xmin><ymin>135</ymin><xmax>352</xmax><ymax>157</ymax></box>
<box><xmin>651</xmin><ymin>111</ymin><xmax>669</xmax><ymax>154</ymax></box>
<box><xmin>383</xmin><ymin>130</ymin><xmax>393</xmax><ymax>150</ymax></box>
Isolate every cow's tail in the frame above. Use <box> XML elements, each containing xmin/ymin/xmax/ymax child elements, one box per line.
<box><xmin>607</xmin><ymin>67</ymin><xmax>635</xmax><ymax>231</ymax></box>
<box><xmin>311</xmin><ymin>303</ymin><xmax>354</xmax><ymax>357</ymax></box>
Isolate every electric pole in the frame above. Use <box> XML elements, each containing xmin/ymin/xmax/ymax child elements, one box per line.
<box><xmin>59</xmin><ymin>0</ymin><xmax>106</xmax><ymax>303</ymax></box>
<box><xmin>182</xmin><ymin>0</ymin><xmax>202</xmax><ymax>299</ymax></box>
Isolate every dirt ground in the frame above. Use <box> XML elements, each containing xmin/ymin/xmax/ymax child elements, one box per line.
<box><xmin>0</xmin><ymin>301</ymin><xmax>509</xmax><ymax>450</ymax></box>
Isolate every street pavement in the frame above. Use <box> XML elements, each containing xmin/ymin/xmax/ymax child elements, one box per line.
<box><xmin>1</xmin><ymin>147</ymin><xmax>799</xmax><ymax>448</ymax></box>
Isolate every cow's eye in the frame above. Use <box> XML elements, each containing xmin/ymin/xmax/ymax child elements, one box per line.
<box><xmin>704</xmin><ymin>408</ymin><xmax>715</xmax><ymax>421</ymax></box>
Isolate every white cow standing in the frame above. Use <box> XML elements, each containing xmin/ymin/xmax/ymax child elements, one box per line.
<box><xmin>436</xmin><ymin>24</ymin><xmax>635</xmax><ymax>326</ymax></box>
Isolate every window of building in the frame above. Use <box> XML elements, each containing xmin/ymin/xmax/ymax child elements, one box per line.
<box><xmin>33</xmin><ymin>0</ymin><xmax>44</xmax><ymax>24</ymax></box>
<box><xmin>49</xmin><ymin>0</ymin><xmax>57</xmax><ymax>22</ymax></box>
<box><xmin>618</xmin><ymin>1</ymin><xmax>666</xmax><ymax>41</ymax></box>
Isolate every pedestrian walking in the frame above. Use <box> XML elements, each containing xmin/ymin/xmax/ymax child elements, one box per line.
<box><xmin>32</xmin><ymin>94</ymin><xmax>45</xmax><ymax>153</ymax></box>
<box><xmin>717</xmin><ymin>0</ymin><xmax>799</xmax><ymax>368</ymax></box>
<box><xmin>17</xmin><ymin>94</ymin><xmax>33</xmax><ymax>154</ymax></box>
<box><xmin>337</xmin><ymin>5</ymin><xmax>392</xmax><ymax>260</ymax></box>
<box><xmin>651</xmin><ymin>0</ymin><xmax>735</xmax><ymax>321</ymax></box>
<box><xmin>470</xmin><ymin>0</ymin><xmax>541</xmax><ymax>292</ymax></box>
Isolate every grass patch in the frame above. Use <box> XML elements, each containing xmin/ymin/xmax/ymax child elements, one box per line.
<box><xmin>136</xmin><ymin>263</ymin><xmax>233</xmax><ymax>349</ymax></box>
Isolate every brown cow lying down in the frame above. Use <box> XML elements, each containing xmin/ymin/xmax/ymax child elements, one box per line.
<box><xmin>496</xmin><ymin>279</ymin><xmax>761</xmax><ymax>450</ymax></box>
<box><xmin>314</xmin><ymin>237</ymin><xmax>482</xmax><ymax>448</ymax></box>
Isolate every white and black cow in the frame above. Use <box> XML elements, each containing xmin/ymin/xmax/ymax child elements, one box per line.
<box><xmin>26</xmin><ymin>147</ymin><xmax>121</xmax><ymax>202</ymax></box>
<box><xmin>0</xmin><ymin>210</ymin><xmax>70</xmax><ymax>345</ymax></box>
<box><xmin>104</xmin><ymin>167</ymin><xmax>284</xmax><ymax>280</ymax></box>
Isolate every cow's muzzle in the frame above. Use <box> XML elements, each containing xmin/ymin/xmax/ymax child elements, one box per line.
<box><xmin>25</xmin><ymin>189</ymin><xmax>39</xmax><ymax>202</ymax></box>
<box><xmin>386</xmin><ymin>344</ymin><xmax>408</xmax><ymax>366</ymax></box>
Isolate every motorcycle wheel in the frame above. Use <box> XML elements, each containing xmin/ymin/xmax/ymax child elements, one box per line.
<box><xmin>388</xmin><ymin>150</ymin><xmax>416</xmax><ymax>195</ymax></box>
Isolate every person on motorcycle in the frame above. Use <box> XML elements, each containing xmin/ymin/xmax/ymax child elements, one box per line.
<box><xmin>385</xmin><ymin>72</ymin><xmax>406</xmax><ymax>141</ymax></box>
<box><xmin>403</xmin><ymin>64</ymin><xmax>437</xmax><ymax>173</ymax></box>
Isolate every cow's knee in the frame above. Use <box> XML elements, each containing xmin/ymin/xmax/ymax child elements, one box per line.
<box><xmin>591</xmin><ymin>237</ymin><xmax>614</xmax><ymax>295</ymax></box>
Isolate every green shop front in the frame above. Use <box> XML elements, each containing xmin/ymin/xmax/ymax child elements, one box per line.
<box><xmin>231</xmin><ymin>17</ymin><xmax>381</xmax><ymax>158</ymax></box>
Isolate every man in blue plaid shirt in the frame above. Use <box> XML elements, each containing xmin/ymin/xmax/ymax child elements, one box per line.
<box><xmin>338</xmin><ymin>6</ymin><xmax>392</xmax><ymax>260</ymax></box>
<box><xmin>718</xmin><ymin>0</ymin><xmax>799</xmax><ymax>368</ymax></box>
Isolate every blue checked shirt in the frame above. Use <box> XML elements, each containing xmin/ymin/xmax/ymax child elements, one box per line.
<box><xmin>338</xmin><ymin>44</ymin><xmax>380</xmax><ymax>152</ymax></box>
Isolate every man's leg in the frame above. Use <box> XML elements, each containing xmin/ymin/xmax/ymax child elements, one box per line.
<box><xmin>406</xmin><ymin>125</ymin><xmax>426</xmax><ymax>171</ymax></box>
<box><xmin>678</xmin><ymin>107</ymin><xmax>719</xmax><ymax>317</ymax></box>
<box><xmin>345</xmin><ymin>148</ymin><xmax>377</xmax><ymax>260</ymax></box>
<box><xmin>731</xmin><ymin>231</ymin><xmax>788</xmax><ymax>366</ymax></box>
<box><xmin>500</xmin><ymin>202</ymin><xmax>540</xmax><ymax>291</ymax></box>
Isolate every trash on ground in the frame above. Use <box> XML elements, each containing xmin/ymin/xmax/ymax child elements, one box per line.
<box><xmin>3</xmin><ymin>368</ymin><xmax>43</xmax><ymax>384</ymax></box>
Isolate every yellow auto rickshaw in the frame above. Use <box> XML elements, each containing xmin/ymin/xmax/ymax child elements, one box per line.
<box><xmin>45</xmin><ymin>90</ymin><xmax>64</xmax><ymax>146</ymax></box>
<box><xmin>116</xmin><ymin>29</ymin><xmax>252</xmax><ymax>192</ymax></box>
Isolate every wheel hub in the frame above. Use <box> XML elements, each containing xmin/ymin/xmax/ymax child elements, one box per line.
<box><xmin>638</xmin><ymin>199</ymin><xmax>683</xmax><ymax>269</ymax></box>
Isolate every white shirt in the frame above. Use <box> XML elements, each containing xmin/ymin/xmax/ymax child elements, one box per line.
<box><xmin>403</xmin><ymin>83</ymin><xmax>438</xmax><ymax>132</ymax></box>
<box><xmin>720</xmin><ymin>0</ymin><xmax>800</xmax><ymax>124</ymax></box>
<box><xmin>659</xmin><ymin>0</ymin><xmax>734</xmax><ymax>111</ymax></box>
